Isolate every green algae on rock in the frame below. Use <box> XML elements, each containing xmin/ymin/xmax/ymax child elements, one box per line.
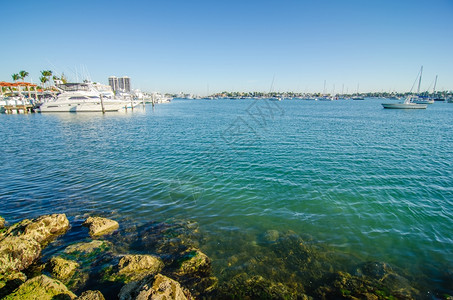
<box><xmin>46</xmin><ymin>256</ymin><xmax>80</xmax><ymax>281</ymax></box>
<box><xmin>4</xmin><ymin>275</ymin><xmax>76</xmax><ymax>300</ymax></box>
<box><xmin>83</xmin><ymin>217</ymin><xmax>119</xmax><ymax>237</ymax></box>
<box><xmin>0</xmin><ymin>236</ymin><xmax>41</xmax><ymax>274</ymax></box>
<box><xmin>65</xmin><ymin>240</ymin><xmax>112</xmax><ymax>256</ymax></box>
<box><xmin>103</xmin><ymin>254</ymin><xmax>164</xmax><ymax>284</ymax></box>
<box><xmin>175</xmin><ymin>248</ymin><xmax>211</xmax><ymax>277</ymax></box>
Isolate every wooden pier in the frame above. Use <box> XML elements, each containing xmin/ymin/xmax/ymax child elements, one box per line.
<box><xmin>3</xmin><ymin>104</ymin><xmax>34</xmax><ymax>114</ymax></box>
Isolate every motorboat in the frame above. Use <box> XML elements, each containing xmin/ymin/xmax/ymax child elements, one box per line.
<box><xmin>382</xmin><ymin>96</ymin><xmax>427</xmax><ymax>109</ymax></box>
<box><xmin>39</xmin><ymin>82</ymin><xmax>133</xmax><ymax>112</ymax></box>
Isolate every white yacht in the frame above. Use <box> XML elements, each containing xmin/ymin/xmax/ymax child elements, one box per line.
<box><xmin>39</xmin><ymin>83</ymin><xmax>132</xmax><ymax>113</ymax></box>
<box><xmin>382</xmin><ymin>96</ymin><xmax>427</xmax><ymax>109</ymax></box>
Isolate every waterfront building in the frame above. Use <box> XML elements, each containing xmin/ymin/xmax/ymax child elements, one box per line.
<box><xmin>108</xmin><ymin>76</ymin><xmax>131</xmax><ymax>93</ymax></box>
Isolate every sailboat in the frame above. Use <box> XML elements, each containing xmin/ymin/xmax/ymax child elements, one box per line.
<box><xmin>411</xmin><ymin>67</ymin><xmax>434</xmax><ymax>104</ymax></box>
<box><xmin>352</xmin><ymin>83</ymin><xmax>364</xmax><ymax>100</ymax></box>
<box><xmin>382</xmin><ymin>66</ymin><xmax>427</xmax><ymax>109</ymax></box>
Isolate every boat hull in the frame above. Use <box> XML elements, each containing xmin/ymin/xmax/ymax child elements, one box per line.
<box><xmin>382</xmin><ymin>103</ymin><xmax>427</xmax><ymax>109</ymax></box>
<box><xmin>39</xmin><ymin>101</ymin><xmax>130</xmax><ymax>112</ymax></box>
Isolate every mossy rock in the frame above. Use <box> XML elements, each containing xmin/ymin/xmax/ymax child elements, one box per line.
<box><xmin>0</xmin><ymin>236</ymin><xmax>41</xmax><ymax>273</ymax></box>
<box><xmin>218</xmin><ymin>273</ymin><xmax>301</xmax><ymax>300</ymax></box>
<box><xmin>64</xmin><ymin>240</ymin><xmax>112</xmax><ymax>258</ymax></box>
<box><xmin>4</xmin><ymin>274</ymin><xmax>76</xmax><ymax>300</ymax></box>
<box><xmin>0</xmin><ymin>271</ymin><xmax>27</xmax><ymax>298</ymax></box>
<box><xmin>175</xmin><ymin>248</ymin><xmax>211</xmax><ymax>277</ymax></box>
<box><xmin>102</xmin><ymin>254</ymin><xmax>164</xmax><ymax>284</ymax></box>
<box><xmin>46</xmin><ymin>256</ymin><xmax>80</xmax><ymax>281</ymax></box>
<box><xmin>0</xmin><ymin>216</ymin><xmax>5</xmax><ymax>229</ymax></box>
<box><xmin>76</xmin><ymin>290</ymin><xmax>105</xmax><ymax>300</ymax></box>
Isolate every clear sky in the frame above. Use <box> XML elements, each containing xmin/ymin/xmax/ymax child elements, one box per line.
<box><xmin>1</xmin><ymin>0</ymin><xmax>452</xmax><ymax>95</ymax></box>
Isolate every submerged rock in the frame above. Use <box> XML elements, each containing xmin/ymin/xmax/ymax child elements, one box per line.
<box><xmin>176</xmin><ymin>248</ymin><xmax>211</xmax><ymax>277</ymax></box>
<box><xmin>104</xmin><ymin>254</ymin><xmax>164</xmax><ymax>284</ymax></box>
<box><xmin>4</xmin><ymin>274</ymin><xmax>76</xmax><ymax>300</ymax></box>
<box><xmin>65</xmin><ymin>240</ymin><xmax>112</xmax><ymax>256</ymax></box>
<box><xmin>119</xmin><ymin>273</ymin><xmax>191</xmax><ymax>300</ymax></box>
<box><xmin>76</xmin><ymin>290</ymin><xmax>105</xmax><ymax>300</ymax></box>
<box><xmin>262</xmin><ymin>229</ymin><xmax>280</xmax><ymax>243</ymax></box>
<box><xmin>83</xmin><ymin>217</ymin><xmax>119</xmax><ymax>237</ymax></box>
<box><xmin>46</xmin><ymin>256</ymin><xmax>79</xmax><ymax>281</ymax></box>
<box><xmin>219</xmin><ymin>273</ymin><xmax>301</xmax><ymax>300</ymax></box>
<box><xmin>0</xmin><ymin>216</ymin><xmax>5</xmax><ymax>229</ymax></box>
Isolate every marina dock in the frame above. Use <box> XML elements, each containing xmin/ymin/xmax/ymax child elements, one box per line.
<box><xmin>3</xmin><ymin>104</ymin><xmax>34</xmax><ymax>114</ymax></box>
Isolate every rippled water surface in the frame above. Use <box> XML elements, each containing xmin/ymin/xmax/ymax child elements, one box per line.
<box><xmin>1</xmin><ymin>99</ymin><xmax>452</xmax><ymax>295</ymax></box>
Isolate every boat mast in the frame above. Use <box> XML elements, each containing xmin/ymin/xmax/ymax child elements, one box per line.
<box><xmin>417</xmin><ymin>66</ymin><xmax>423</xmax><ymax>94</ymax></box>
<box><xmin>433</xmin><ymin>75</ymin><xmax>438</xmax><ymax>94</ymax></box>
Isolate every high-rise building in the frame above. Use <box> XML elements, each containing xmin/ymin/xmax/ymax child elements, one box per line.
<box><xmin>108</xmin><ymin>76</ymin><xmax>131</xmax><ymax>93</ymax></box>
<box><xmin>108</xmin><ymin>76</ymin><xmax>119</xmax><ymax>91</ymax></box>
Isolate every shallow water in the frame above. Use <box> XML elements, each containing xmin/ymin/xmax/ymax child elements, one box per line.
<box><xmin>1</xmin><ymin>99</ymin><xmax>452</xmax><ymax>296</ymax></box>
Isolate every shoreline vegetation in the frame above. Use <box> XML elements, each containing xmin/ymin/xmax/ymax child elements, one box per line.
<box><xmin>1</xmin><ymin>214</ymin><xmax>450</xmax><ymax>299</ymax></box>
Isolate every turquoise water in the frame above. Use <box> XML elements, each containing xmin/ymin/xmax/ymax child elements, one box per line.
<box><xmin>1</xmin><ymin>99</ymin><xmax>452</xmax><ymax>296</ymax></box>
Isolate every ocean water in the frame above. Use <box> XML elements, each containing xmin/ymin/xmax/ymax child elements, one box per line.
<box><xmin>1</xmin><ymin>99</ymin><xmax>452</xmax><ymax>296</ymax></box>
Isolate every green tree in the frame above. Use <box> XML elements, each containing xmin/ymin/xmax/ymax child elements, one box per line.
<box><xmin>12</xmin><ymin>73</ymin><xmax>20</xmax><ymax>82</ymax></box>
<box><xmin>19</xmin><ymin>70</ymin><xmax>29</xmax><ymax>82</ymax></box>
<box><xmin>39</xmin><ymin>76</ymin><xmax>48</xmax><ymax>89</ymax></box>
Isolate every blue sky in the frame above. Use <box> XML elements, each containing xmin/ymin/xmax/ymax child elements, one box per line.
<box><xmin>1</xmin><ymin>0</ymin><xmax>452</xmax><ymax>94</ymax></box>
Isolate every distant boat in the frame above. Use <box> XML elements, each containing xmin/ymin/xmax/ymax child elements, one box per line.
<box><xmin>382</xmin><ymin>96</ymin><xmax>427</xmax><ymax>109</ymax></box>
<box><xmin>411</xmin><ymin>96</ymin><xmax>434</xmax><ymax>104</ymax></box>
<box><xmin>353</xmin><ymin>83</ymin><xmax>364</xmax><ymax>100</ymax></box>
<box><xmin>411</xmin><ymin>68</ymin><xmax>434</xmax><ymax>104</ymax></box>
<box><xmin>382</xmin><ymin>67</ymin><xmax>428</xmax><ymax>109</ymax></box>
<box><xmin>318</xmin><ymin>96</ymin><xmax>333</xmax><ymax>101</ymax></box>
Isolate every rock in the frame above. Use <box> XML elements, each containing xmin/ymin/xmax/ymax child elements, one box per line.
<box><xmin>2</xmin><ymin>214</ymin><xmax>69</xmax><ymax>245</ymax></box>
<box><xmin>119</xmin><ymin>273</ymin><xmax>191</xmax><ymax>300</ymax></box>
<box><xmin>46</xmin><ymin>256</ymin><xmax>79</xmax><ymax>280</ymax></box>
<box><xmin>65</xmin><ymin>240</ymin><xmax>112</xmax><ymax>256</ymax></box>
<box><xmin>4</xmin><ymin>274</ymin><xmax>76</xmax><ymax>300</ymax></box>
<box><xmin>0</xmin><ymin>216</ymin><xmax>5</xmax><ymax>229</ymax></box>
<box><xmin>176</xmin><ymin>248</ymin><xmax>211</xmax><ymax>276</ymax></box>
<box><xmin>356</xmin><ymin>261</ymin><xmax>393</xmax><ymax>280</ymax></box>
<box><xmin>262</xmin><ymin>229</ymin><xmax>280</xmax><ymax>242</ymax></box>
<box><xmin>104</xmin><ymin>254</ymin><xmax>164</xmax><ymax>284</ymax></box>
<box><xmin>219</xmin><ymin>273</ymin><xmax>300</xmax><ymax>300</ymax></box>
<box><xmin>0</xmin><ymin>271</ymin><xmax>27</xmax><ymax>298</ymax></box>
<box><xmin>77</xmin><ymin>290</ymin><xmax>105</xmax><ymax>300</ymax></box>
<box><xmin>83</xmin><ymin>217</ymin><xmax>119</xmax><ymax>237</ymax></box>
<box><xmin>0</xmin><ymin>236</ymin><xmax>41</xmax><ymax>274</ymax></box>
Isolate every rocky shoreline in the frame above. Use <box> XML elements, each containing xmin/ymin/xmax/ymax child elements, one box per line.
<box><xmin>0</xmin><ymin>214</ymin><xmax>451</xmax><ymax>299</ymax></box>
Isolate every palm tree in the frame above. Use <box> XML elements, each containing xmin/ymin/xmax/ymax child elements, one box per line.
<box><xmin>19</xmin><ymin>70</ymin><xmax>29</xmax><ymax>82</ymax></box>
<box><xmin>12</xmin><ymin>73</ymin><xmax>20</xmax><ymax>82</ymax></box>
<box><xmin>39</xmin><ymin>76</ymin><xmax>48</xmax><ymax>89</ymax></box>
